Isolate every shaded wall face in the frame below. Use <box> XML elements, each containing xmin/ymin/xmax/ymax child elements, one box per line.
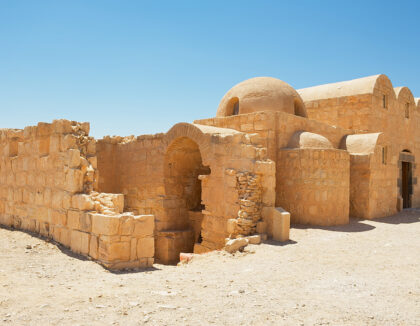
<box><xmin>96</xmin><ymin>135</ymin><xmax>166</xmax><ymax>217</ymax></box>
<box><xmin>367</xmin><ymin>146</ymin><xmax>399</xmax><ymax>218</ymax></box>
<box><xmin>276</xmin><ymin>149</ymin><xmax>350</xmax><ymax>226</ymax></box>
<box><xmin>164</xmin><ymin>137</ymin><xmax>209</xmax><ymax>230</ymax></box>
<box><xmin>349</xmin><ymin>155</ymin><xmax>371</xmax><ymax>218</ymax></box>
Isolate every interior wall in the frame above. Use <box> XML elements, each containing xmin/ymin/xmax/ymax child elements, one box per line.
<box><xmin>96</xmin><ymin>134</ymin><xmax>166</xmax><ymax>218</ymax></box>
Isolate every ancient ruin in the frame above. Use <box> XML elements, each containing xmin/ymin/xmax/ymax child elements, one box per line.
<box><xmin>0</xmin><ymin>74</ymin><xmax>418</xmax><ymax>268</ymax></box>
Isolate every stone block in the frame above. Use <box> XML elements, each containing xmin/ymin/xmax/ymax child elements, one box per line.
<box><xmin>224</xmin><ymin>238</ymin><xmax>248</xmax><ymax>253</ymax></box>
<box><xmin>130</xmin><ymin>238</ymin><xmax>137</xmax><ymax>260</ymax></box>
<box><xmin>111</xmin><ymin>194</ymin><xmax>124</xmax><ymax>213</ymax></box>
<box><xmin>70</xmin><ymin>230</ymin><xmax>90</xmax><ymax>256</ymax></box>
<box><xmin>38</xmin><ymin>137</ymin><xmax>50</xmax><ymax>156</ymax></box>
<box><xmin>256</xmin><ymin>221</ymin><xmax>267</xmax><ymax>234</ymax></box>
<box><xmin>132</xmin><ymin>215</ymin><xmax>154</xmax><ymax>237</ymax></box>
<box><xmin>137</xmin><ymin>237</ymin><xmax>154</xmax><ymax>258</ymax></box>
<box><xmin>120</xmin><ymin>216</ymin><xmax>134</xmax><ymax>235</ymax></box>
<box><xmin>61</xmin><ymin>134</ymin><xmax>77</xmax><ymax>150</ymax></box>
<box><xmin>59</xmin><ymin>227</ymin><xmax>71</xmax><ymax>248</ymax></box>
<box><xmin>89</xmin><ymin>234</ymin><xmax>99</xmax><ymax>260</ymax></box>
<box><xmin>65</xmin><ymin>169</ymin><xmax>83</xmax><ymax>193</ymax></box>
<box><xmin>247</xmin><ymin>234</ymin><xmax>261</xmax><ymax>244</ymax></box>
<box><xmin>91</xmin><ymin>213</ymin><xmax>120</xmax><ymax>235</ymax></box>
<box><xmin>226</xmin><ymin>218</ymin><xmax>237</xmax><ymax>234</ymax></box>
<box><xmin>99</xmin><ymin>240</ymin><xmax>130</xmax><ymax>262</ymax></box>
<box><xmin>272</xmin><ymin>207</ymin><xmax>290</xmax><ymax>242</ymax></box>
<box><xmin>79</xmin><ymin>213</ymin><xmax>92</xmax><ymax>232</ymax></box>
<box><xmin>39</xmin><ymin>222</ymin><xmax>49</xmax><ymax>237</ymax></box>
<box><xmin>71</xmin><ymin>194</ymin><xmax>94</xmax><ymax>211</ymax></box>
<box><xmin>67</xmin><ymin>210</ymin><xmax>80</xmax><ymax>230</ymax></box>
<box><xmin>193</xmin><ymin>243</ymin><xmax>211</xmax><ymax>254</ymax></box>
<box><xmin>68</xmin><ymin>149</ymin><xmax>81</xmax><ymax>168</ymax></box>
<box><xmin>51</xmin><ymin>209</ymin><xmax>67</xmax><ymax>226</ymax></box>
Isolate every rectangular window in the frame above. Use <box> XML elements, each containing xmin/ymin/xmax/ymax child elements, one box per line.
<box><xmin>382</xmin><ymin>95</ymin><xmax>388</xmax><ymax>109</ymax></box>
<box><xmin>405</xmin><ymin>103</ymin><xmax>410</xmax><ymax>119</ymax></box>
<box><xmin>382</xmin><ymin>146</ymin><xmax>387</xmax><ymax>165</ymax></box>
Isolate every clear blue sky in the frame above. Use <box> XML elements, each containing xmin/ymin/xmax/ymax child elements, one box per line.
<box><xmin>1</xmin><ymin>1</ymin><xmax>419</xmax><ymax>138</ymax></box>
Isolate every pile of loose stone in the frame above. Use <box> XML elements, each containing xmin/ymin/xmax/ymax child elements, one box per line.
<box><xmin>235</xmin><ymin>172</ymin><xmax>263</xmax><ymax>236</ymax></box>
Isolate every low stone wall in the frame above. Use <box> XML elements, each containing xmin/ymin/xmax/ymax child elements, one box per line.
<box><xmin>277</xmin><ymin>148</ymin><xmax>350</xmax><ymax>226</ymax></box>
<box><xmin>0</xmin><ymin>120</ymin><xmax>154</xmax><ymax>269</ymax></box>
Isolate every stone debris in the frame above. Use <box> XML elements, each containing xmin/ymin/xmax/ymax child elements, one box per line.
<box><xmin>224</xmin><ymin>238</ymin><xmax>249</xmax><ymax>254</ymax></box>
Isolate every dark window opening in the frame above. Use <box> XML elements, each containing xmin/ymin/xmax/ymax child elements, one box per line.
<box><xmin>383</xmin><ymin>95</ymin><xmax>388</xmax><ymax>109</ymax></box>
<box><xmin>405</xmin><ymin>103</ymin><xmax>410</xmax><ymax>119</ymax></box>
<box><xmin>382</xmin><ymin>146</ymin><xmax>387</xmax><ymax>165</ymax></box>
<box><xmin>233</xmin><ymin>100</ymin><xmax>239</xmax><ymax>115</ymax></box>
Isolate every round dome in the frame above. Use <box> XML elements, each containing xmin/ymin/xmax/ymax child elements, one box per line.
<box><xmin>216</xmin><ymin>77</ymin><xmax>307</xmax><ymax>118</ymax></box>
<box><xmin>288</xmin><ymin>131</ymin><xmax>333</xmax><ymax>149</ymax></box>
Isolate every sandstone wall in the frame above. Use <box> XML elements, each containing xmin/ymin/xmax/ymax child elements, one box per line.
<box><xmin>304</xmin><ymin>94</ymin><xmax>372</xmax><ymax>131</ymax></box>
<box><xmin>97</xmin><ymin>134</ymin><xmax>166</xmax><ymax>216</ymax></box>
<box><xmin>97</xmin><ymin>123</ymin><xmax>276</xmax><ymax>264</ymax></box>
<box><xmin>0</xmin><ymin>120</ymin><xmax>154</xmax><ymax>270</ymax></box>
<box><xmin>299</xmin><ymin>75</ymin><xmax>420</xmax><ymax>214</ymax></box>
<box><xmin>195</xmin><ymin>111</ymin><xmax>351</xmax><ymax>227</ymax></box>
<box><xmin>276</xmin><ymin>149</ymin><xmax>350</xmax><ymax>226</ymax></box>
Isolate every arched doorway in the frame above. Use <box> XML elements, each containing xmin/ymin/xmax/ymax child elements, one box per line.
<box><xmin>159</xmin><ymin>137</ymin><xmax>210</xmax><ymax>263</ymax></box>
<box><xmin>399</xmin><ymin>150</ymin><xmax>415</xmax><ymax>209</ymax></box>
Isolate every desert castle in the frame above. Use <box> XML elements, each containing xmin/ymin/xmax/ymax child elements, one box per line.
<box><xmin>0</xmin><ymin>74</ymin><xmax>418</xmax><ymax>267</ymax></box>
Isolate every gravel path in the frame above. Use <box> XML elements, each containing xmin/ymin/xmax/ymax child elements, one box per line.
<box><xmin>0</xmin><ymin>210</ymin><xmax>419</xmax><ymax>325</ymax></box>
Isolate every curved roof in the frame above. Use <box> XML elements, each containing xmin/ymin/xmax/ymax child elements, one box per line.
<box><xmin>340</xmin><ymin>133</ymin><xmax>382</xmax><ymax>155</ymax></box>
<box><xmin>287</xmin><ymin>131</ymin><xmax>333</xmax><ymax>149</ymax></box>
<box><xmin>394</xmin><ymin>86</ymin><xmax>415</xmax><ymax>103</ymax></box>
<box><xmin>298</xmin><ymin>74</ymin><xmax>390</xmax><ymax>102</ymax></box>
<box><xmin>415</xmin><ymin>98</ymin><xmax>420</xmax><ymax>109</ymax></box>
<box><xmin>216</xmin><ymin>77</ymin><xmax>307</xmax><ymax>118</ymax></box>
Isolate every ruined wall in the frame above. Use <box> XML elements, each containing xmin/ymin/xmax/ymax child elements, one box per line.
<box><xmin>97</xmin><ymin>134</ymin><xmax>166</xmax><ymax>216</ymax></box>
<box><xmin>0</xmin><ymin>120</ymin><xmax>154</xmax><ymax>270</ymax></box>
<box><xmin>277</xmin><ymin>149</ymin><xmax>350</xmax><ymax>226</ymax></box>
<box><xmin>97</xmin><ymin>123</ymin><xmax>276</xmax><ymax>264</ymax></box>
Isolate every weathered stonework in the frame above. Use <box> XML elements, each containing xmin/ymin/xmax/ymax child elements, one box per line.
<box><xmin>1</xmin><ymin>74</ymin><xmax>419</xmax><ymax>267</ymax></box>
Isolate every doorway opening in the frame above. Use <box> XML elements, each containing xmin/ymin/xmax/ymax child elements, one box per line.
<box><xmin>401</xmin><ymin>161</ymin><xmax>412</xmax><ymax>208</ymax></box>
<box><xmin>160</xmin><ymin>137</ymin><xmax>210</xmax><ymax>263</ymax></box>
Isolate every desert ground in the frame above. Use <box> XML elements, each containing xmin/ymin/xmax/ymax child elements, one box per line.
<box><xmin>0</xmin><ymin>210</ymin><xmax>419</xmax><ymax>326</ymax></box>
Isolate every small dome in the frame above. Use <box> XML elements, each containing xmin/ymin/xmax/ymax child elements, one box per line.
<box><xmin>216</xmin><ymin>77</ymin><xmax>307</xmax><ymax>118</ymax></box>
<box><xmin>288</xmin><ymin>131</ymin><xmax>333</xmax><ymax>149</ymax></box>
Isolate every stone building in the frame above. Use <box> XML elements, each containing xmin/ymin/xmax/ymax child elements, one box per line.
<box><xmin>0</xmin><ymin>74</ymin><xmax>417</xmax><ymax>267</ymax></box>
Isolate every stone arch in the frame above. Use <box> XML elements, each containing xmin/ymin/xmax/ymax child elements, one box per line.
<box><xmin>373</xmin><ymin>74</ymin><xmax>396</xmax><ymax>110</ymax></box>
<box><xmin>163</xmin><ymin>136</ymin><xmax>210</xmax><ymax>228</ymax></box>
<box><xmin>226</xmin><ymin>97</ymin><xmax>240</xmax><ymax>116</ymax></box>
<box><xmin>158</xmin><ymin>123</ymin><xmax>242</xmax><ymax>264</ymax></box>
<box><xmin>394</xmin><ymin>87</ymin><xmax>416</xmax><ymax>118</ymax></box>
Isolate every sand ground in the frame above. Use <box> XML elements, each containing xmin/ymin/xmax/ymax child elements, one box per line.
<box><xmin>0</xmin><ymin>210</ymin><xmax>419</xmax><ymax>326</ymax></box>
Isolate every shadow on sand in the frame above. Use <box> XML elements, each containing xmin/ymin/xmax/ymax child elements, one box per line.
<box><xmin>291</xmin><ymin>218</ymin><xmax>376</xmax><ymax>233</ymax></box>
<box><xmin>0</xmin><ymin>224</ymin><xmax>161</xmax><ymax>274</ymax></box>
<box><xmin>371</xmin><ymin>208</ymin><xmax>420</xmax><ymax>225</ymax></box>
<box><xmin>263</xmin><ymin>239</ymin><xmax>298</xmax><ymax>247</ymax></box>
